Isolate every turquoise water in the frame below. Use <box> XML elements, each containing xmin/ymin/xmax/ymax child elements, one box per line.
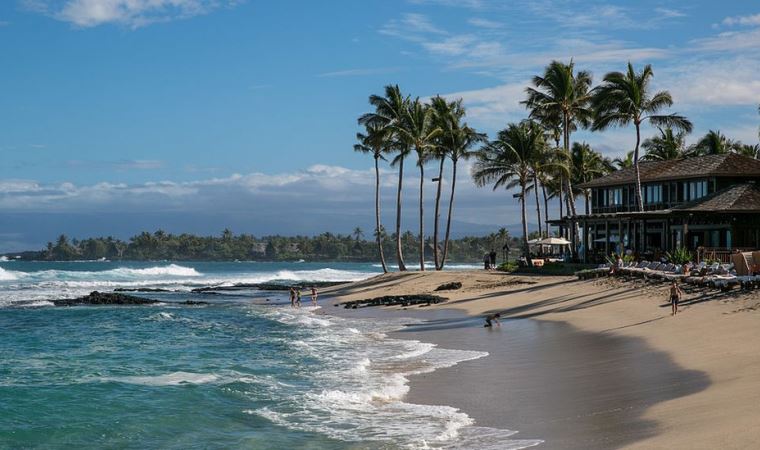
<box><xmin>0</xmin><ymin>261</ymin><xmax>538</xmax><ymax>449</ymax></box>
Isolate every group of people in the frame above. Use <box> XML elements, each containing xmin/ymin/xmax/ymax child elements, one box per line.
<box><xmin>483</xmin><ymin>250</ymin><xmax>498</xmax><ymax>270</ymax></box>
<box><xmin>289</xmin><ymin>286</ymin><xmax>318</xmax><ymax>308</ymax></box>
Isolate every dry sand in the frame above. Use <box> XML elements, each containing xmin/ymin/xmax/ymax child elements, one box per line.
<box><xmin>324</xmin><ymin>270</ymin><xmax>760</xmax><ymax>449</ymax></box>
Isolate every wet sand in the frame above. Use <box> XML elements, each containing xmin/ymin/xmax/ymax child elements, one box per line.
<box><xmin>323</xmin><ymin>271</ymin><xmax>760</xmax><ymax>449</ymax></box>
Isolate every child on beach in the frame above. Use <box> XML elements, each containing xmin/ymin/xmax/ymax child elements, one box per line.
<box><xmin>311</xmin><ymin>287</ymin><xmax>318</xmax><ymax>306</ymax></box>
<box><xmin>670</xmin><ymin>281</ymin><xmax>683</xmax><ymax>315</ymax></box>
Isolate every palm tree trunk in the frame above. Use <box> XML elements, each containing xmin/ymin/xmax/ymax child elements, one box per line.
<box><xmin>532</xmin><ymin>172</ymin><xmax>542</xmax><ymax>238</ymax></box>
<box><xmin>558</xmin><ymin>177</ymin><xmax>564</xmax><ymax>237</ymax></box>
<box><xmin>441</xmin><ymin>160</ymin><xmax>457</xmax><ymax>270</ymax></box>
<box><xmin>521</xmin><ymin>182</ymin><xmax>532</xmax><ymax>267</ymax></box>
<box><xmin>634</xmin><ymin>122</ymin><xmax>644</xmax><ymax>211</ymax></box>
<box><xmin>433</xmin><ymin>157</ymin><xmax>445</xmax><ymax>270</ymax></box>
<box><xmin>418</xmin><ymin>162</ymin><xmax>425</xmax><ymax>271</ymax></box>
<box><xmin>585</xmin><ymin>190</ymin><xmax>590</xmax><ymax>216</ymax></box>
<box><xmin>563</xmin><ymin>112</ymin><xmax>581</xmax><ymax>256</ymax></box>
<box><xmin>542</xmin><ymin>184</ymin><xmax>549</xmax><ymax>237</ymax></box>
<box><xmin>375</xmin><ymin>156</ymin><xmax>388</xmax><ymax>273</ymax></box>
<box><xmin>395</xmin><ymin>156</ymin><xmax>407</xmax><ymax>271</ymax></box>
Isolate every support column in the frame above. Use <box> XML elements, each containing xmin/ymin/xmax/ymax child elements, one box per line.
<box><xmin>604</xmin><ymin>220</ymin><xmax>610</xmax><ymax>257</ymax></box>
<box><xmin>583</xmin><ymin>218</ymin><xmax>589</xmax><ymax>263</ymax></box>
<box><xmin>618</xmin><ymin>219</ymin><xmax>623</xmax><ymax>254</ymax></box>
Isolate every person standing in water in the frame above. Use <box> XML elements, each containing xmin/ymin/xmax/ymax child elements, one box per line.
<box><xmin>289</xmin><ymin>287</ymin><xmax>296</xmax><ymax>308</ymax></box>
<box><xmin>295</xmin><ymin>288</ymin><xmax>302</xmax><ymax>308</ymax></box>
<box><xmin>311</xmin><ymin>286</ymin><xmax>318</xmax><ymax>306</ymax></box>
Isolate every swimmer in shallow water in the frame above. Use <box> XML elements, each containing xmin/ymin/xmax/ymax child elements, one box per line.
<box><xmin>484</xmin><ymin>313</ymin><xmax>501</xmax><ymax>328</ymax></box>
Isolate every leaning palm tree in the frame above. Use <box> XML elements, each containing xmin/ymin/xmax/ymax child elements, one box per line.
<box><xmin>570</xmin><ymin>142</ymin><xmax>609</xmax><ymax>215</ymax></box>
<box><xmin>592</xmin><ymin>62</ymin><xmax>693</xmax><ymax>211</ymax></box>
<box><xmin>440</xmin><ymin>122</ymin><xmax>485</xmax><ymax>270</ymax></box>
<box><xmin>472</xmin><ymin>121</ymin><xmax>545</xmax><ymax>267</ymax></box>
<box><xmin>396</xmin><ymin>98</ymin><xmax>442</xmax><ymax>271</ymax></box>
<box><xmin>691</xmin><ymin>130</ymin><xmax>740</xmax><ymax>155</ymax></box>
<box><xmin>641</xmin><ymin>127</ymin><xmax>689</xmax><ymax>161</ymax></box>
<box><xmin>524</xmin><ymin>60</ymin><xmax>593</xmax><ymax>251</ymax></box>
<box><xmin>359</xmin><ymin>85</ymin><xmax>410</xmax><ymax>271</ymax></box>
<box><xmin>429</xmin><ymin>96</ymin><xmax>461</xmax><ymax>270</ymax></box>
<box><xmin>612</xmin><ymin>151</ymin><xmax>635</xmax><ymax>169</ymax></box>
<box><xmin>354</xmin><ymin>123</ymin><xmax>390</xmax><ymax>273</ymax></box>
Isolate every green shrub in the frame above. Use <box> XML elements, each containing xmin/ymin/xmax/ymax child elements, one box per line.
<box><xmin>497</xmin><ymin>261</ymin><xmax>519</xmax><ymax>272</ymax></box>
<box><xmin>665</xmin><ymin>247</ymin><xmax>692</xmax><ymax>265</ymax></box>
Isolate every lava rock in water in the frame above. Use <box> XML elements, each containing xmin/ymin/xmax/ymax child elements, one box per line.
<box><xmin>52</xmin><ymin>291</ymin><xmax>160</xmax><ymax>306</ymax></box>
<box><xmin>191</xmin><ymin>281</ymin><xmax>349</xmax><ymax>293</ymax></box>
<box><xmin>114</xmin><ymin>287</ymin><xmax>173</xmax><ymax>292</ymax></box>
<box><xmin>434</xmin><ymin>281</ymin><xmax>463</xmax><ymax>291</ymax></box>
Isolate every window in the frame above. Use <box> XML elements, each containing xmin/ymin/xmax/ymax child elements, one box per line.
<box><xmin>607</xmin><ymin>188</ymin><xmax>622</xmax><ymax>206</ymax></box>
<box><xmin>683</xmin><ymin>180</ymin><xmax>708</xmax><ymax>201</ymax></box>
<box><xmin>645</xmin><ymin>184</ymin><xmax>662</xmax><ymax>204</ymax></box>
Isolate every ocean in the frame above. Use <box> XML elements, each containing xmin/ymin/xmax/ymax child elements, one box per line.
<box><xmin>0</xmin><ymin>260</ymin><xmax>540</xmax><ymax>449</ymax></box>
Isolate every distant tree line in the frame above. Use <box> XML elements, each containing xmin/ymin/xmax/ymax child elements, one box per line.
<box><xmin>8</xmin><ymin>228</ymin><xmax>517</xmax><ymax>262</ymax></box>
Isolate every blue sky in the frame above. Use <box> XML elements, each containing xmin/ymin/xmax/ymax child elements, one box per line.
<box><xmin>0</xmin><ymin>0</ymin><xmax>759</xmax><ymax>250</ymax></box>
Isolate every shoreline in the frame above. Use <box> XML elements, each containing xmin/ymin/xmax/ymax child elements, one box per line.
<box><xmin>323</xmin><ymin>270</ymin><xmax>760</xmax><ymax>449</ymax></box>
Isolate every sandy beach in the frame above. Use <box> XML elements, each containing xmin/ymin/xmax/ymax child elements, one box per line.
<box><xmin>324</xmin><ymin>271</ymin><xmax>760</xmax><ymax>449</ymax></box>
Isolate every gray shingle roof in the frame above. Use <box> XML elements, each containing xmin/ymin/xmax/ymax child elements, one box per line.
<box><xmin>579</xmin><ymin>153</ymin><xmax>760</xmax><ymax>188</ymax></box>
<box><xmin>674</xmin><ymin>183</ymin><xmax>760</xmax><ymax>213</ymax></box>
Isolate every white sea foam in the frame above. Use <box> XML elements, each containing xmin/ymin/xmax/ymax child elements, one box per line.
<box><xmin>106</xmin><ymin>371</ymin><xmax>219</xmax><ymax>386</ymax></box>
<box><xmin>245</xmin><ymin>306</ymin><xmax>541</xmax><ymax>449</ymax></box>
<box><xmin>0</xmin><ymin>264</ymin><xmax>375</xmax><ymax>306</ymax></box>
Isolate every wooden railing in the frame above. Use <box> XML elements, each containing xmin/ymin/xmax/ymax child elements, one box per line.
<box><xmin>697</xmin><ymin>247</ymin><xmax>755</xmax><ymax>263</ymax></box>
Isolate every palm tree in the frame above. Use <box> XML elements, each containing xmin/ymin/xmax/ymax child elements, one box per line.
<box><xmin>641</xmin><ymin>127</ymin><xmax>689</xmax><ymax>161</ymax></box>
<box><xmin>570</xmin><ymin>142</ymin><xmax>609</xmax><ymax>215</ymax></box>
<box><xmin>354</xmin><ymin>123</ymin><xmax>390</xmax><ymax>272</ymax></box>
<box><xmin>691</xmin><ymin>130</ymin><xmax>740</xmax><ymax>155</ymax></box>
<box><xmin>528</xmin><ymin>140</ymin><xmax>553</xmax><ymax>238</ymax></box>
<box><xmin>592</xmin><ymin>62</ymin><xmax>693</xmax><ymax>211</ymax></box>
<box><xmin>359</xmin><ymin>85</ymin><xmax>410</xmax><ymax>271</ymax></box>
<box><xmin>396</xmin><ymin>98</ymin><xmax>442</xmax><ymax>271</ymax></box>
<box><xmin>737</xmin><ymin>143</ymin><xmax>760</xmax><ymax>159</ymax></box>
<box><xmin>612</xmin><ymin>151</ymin><xmax>635</xmax><ymax>169</ymax></box>
<box><xmin>430</xmin><ymin>96</ymin><xmax>486</xmax><ymax>269</ymax></box>
<box><xmin>524</xmin><ymin>60</ymin><xmax>593</xmax><ymax>251</ymax></box>
<box><xmin>472</xmin><ymin>122</ymin><xmax>545</xmax><ymax>267</ymax></box>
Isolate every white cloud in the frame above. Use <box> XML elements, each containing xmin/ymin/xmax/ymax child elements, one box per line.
<box><xmin>691</xmin><ymin>28</ymin><xmax>760</xmax><ymax>52</ymax></box>
<box><xmin>23</xmin><ymin>0</ymin><xmax>243</xmax><ymax>28</ymax></box>
<box><xmin>467</xmin><ymin>17</ymin><xmax>503</xmax><ymax>29</ymax></box>
<box><xmin>721</xmin><ymin>13</ymin><xmax>760</xmax><ymax>27</ymax></box>
<box><xmin>441</xmin><ymin>82</ymin><xmax>527</xmax><ymax>127</ymax></box>
<box><xmin>664</xmin><ymin>57</ymin><xmax>760</xmax><ymax>107</ymax></box>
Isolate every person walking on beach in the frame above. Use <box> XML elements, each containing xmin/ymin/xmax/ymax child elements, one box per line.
<box><xmin>670</xmin><ymin>281</ymin><xmax>683</xmax><ymax>315</ymax></box>
<box><xmin>289</xmin><ymin>287</ymin><xmax>296</xmax><ymax>308</ymax></box>
<box><xmin>311</xmin><ymin>286</ymin><xmax>318</xmax><ymax>306</ymax></box>
<box><xmin>483</xmin><ymin>253</ymin><xmax>490</xmax><ymax>270</ymax></box>
<box><xmin>489</xmin><ymin>249</ymin><xmax>497</xmax><ymax>270</ymax></box>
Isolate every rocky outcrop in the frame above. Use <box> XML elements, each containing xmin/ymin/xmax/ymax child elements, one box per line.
<box><xmin>53</xmin><ymin>291</ymin><xmax>160</xmax><ymax>306</ymax></box>
<box><xmin>341</xmin><ymin>294</ymin><xmax>446</xmax><ymax>309</ymax></box>
<box><xmin>191</xmin><ymin>281</ymin><xmax>348</xmax><ymax>293</ymax></box>
<box><xmin>52</xmin><ymin>291</ymin><xmax>209</xmax><ymax>307</ymax></box>
<box><xmin>434</xmin><ymin>281</ymin><xmax>463</xmax><ymax>291</ymax></box>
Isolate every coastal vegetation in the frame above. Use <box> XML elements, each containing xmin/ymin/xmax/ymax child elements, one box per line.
<box><xmin>356</xmin><ymin>63</ymin><xmax>759</xmax><ymax>269</ymax></box>
<box><xmin>8</xmin><ymin>229</ymin><xmax>517</xmax><ymax>263</ymax></box>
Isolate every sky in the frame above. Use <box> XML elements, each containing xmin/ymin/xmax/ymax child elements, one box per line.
<box><xmin>0</xmin><ymin>0</ymin><xmax>759</xmax><ymax>251</ymax></box>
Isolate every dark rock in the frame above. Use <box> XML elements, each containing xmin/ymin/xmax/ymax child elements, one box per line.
<box><xmin>191</xmin><ymin>281</ymin><xmax>348</xmax><ymax>293</ymax></box>
<box><xmin>434</xmin><ymin>281</ymin><xmax>463</xmax><ymax>291</ymax></box>
<box><xmin>114</xmin><ymin>288</ymin><xmax>173</xmax><ymax>293</ymax></box>
<box><xmin>180</xmin><ymin>300</ymin><xmax>209</xmax><ymax>306</ymax></box>
<box><xmin>53</xmin><ymin>291</ymin><xmax>160</xmax><ymax>307</ymax></box>
<box><xmin>342</xmin><ymin>294</ymin><xmax>447</xmax><ymax>309</ymax></box>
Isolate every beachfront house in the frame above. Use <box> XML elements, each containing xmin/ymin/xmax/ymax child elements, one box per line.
<box><xmin>551</xmin><ymin>153</ymin><xmax>760</xmax><ymax>263</ymax></box>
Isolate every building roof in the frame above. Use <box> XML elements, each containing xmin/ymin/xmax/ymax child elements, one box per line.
<box><xmin>674</xmin><ymin>182</ymin><xmax>760</xmax><ymax>213</ymax></box>
<box><xmin>579</xmin><ymin>153</ymin><xmax>760</xmax><ymax>188</ymax></box>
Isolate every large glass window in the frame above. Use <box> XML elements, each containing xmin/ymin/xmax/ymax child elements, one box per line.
<box><xmin>608</xmin><ymin>188</ymin><xmax>622</xmax><ymax>206</ymax></box>
<box><xmin>645</xmin><ymin>184</ymin><xmax>662</xmax><ymax>204</ymax></box>
<box><xmin>682</xmin><ymin>180</ymin><xmax>708</xmax><ymax>201</ymax></box>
